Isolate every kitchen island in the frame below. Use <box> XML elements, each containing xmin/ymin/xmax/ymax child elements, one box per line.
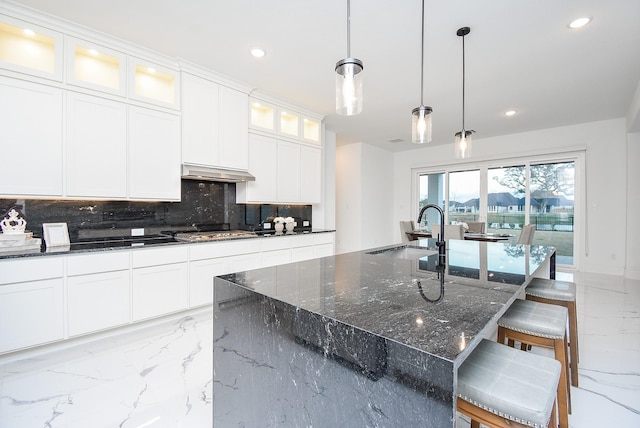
<box><xmin>213</xmin><ymin>239</ymin><xmax>555</xmax><ymax>427</ymax></box>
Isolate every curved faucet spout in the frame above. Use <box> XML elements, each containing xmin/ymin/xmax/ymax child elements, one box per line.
<box><xmin>417</xmin><ymin>204</ymin><xmax>446</xmax><ymax>264</ymax></box>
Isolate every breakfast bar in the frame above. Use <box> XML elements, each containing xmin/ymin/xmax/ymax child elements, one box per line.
<box><xmin>213</xmin><ymin>239</ymin><xmax>555</xmax><ymax>427</ymax></box>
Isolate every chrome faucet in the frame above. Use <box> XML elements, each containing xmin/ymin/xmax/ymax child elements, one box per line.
<box><xmin>417</xmin><ymin>204</ymin><xmax>446</xmax><ymax>264</ymax></box>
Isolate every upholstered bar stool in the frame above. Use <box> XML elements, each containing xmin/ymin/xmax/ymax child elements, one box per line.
<box><xmin>458</xmin><ymin>339</ymin><xmax>561</xmax><ymax>428</ymax></box>
<box><xmin>526</xmin><ymin>278</ymin><xmax>579</xmax><ymax>387</ymax></box>
<box><xmin>497</xmin><ymin>299</ymin><xmax>570</xmax><ymax>428</ymax></box>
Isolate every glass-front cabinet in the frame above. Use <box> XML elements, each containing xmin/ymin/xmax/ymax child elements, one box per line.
<box><xmin>0</xmin><ymin>16</ymin><xmax>63</xmax><ymax>81</ymax></box>
<box><xmin>129</xmin><ymin>57</ymin><xmax>179</xmax><ymax>109</ymax></box>
<box><xmin>65</xmin><ymin>37</ymin><xmax>126</xmax><ymax>96</ymax></box>
<box><xmin>249</xmin><ymin>97</ymin><xmax>322</xmax><ymax>145</ymax></box>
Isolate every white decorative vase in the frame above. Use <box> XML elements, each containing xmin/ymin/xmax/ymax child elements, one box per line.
<box><xmin>275</xmin><ymin>223</ymin><xmax>284</xmax><ymax>233</ymax></box>
<box><xmin>285</xmin><ymin>222</ymin><xmax>295</xmax><ymax>233</ymax></box>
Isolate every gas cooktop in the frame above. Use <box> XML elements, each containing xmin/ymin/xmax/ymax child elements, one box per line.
<box><xmin>174</xmin><ymin>230</ymin><xmax>257</xmax><ymax>242</ymax></box>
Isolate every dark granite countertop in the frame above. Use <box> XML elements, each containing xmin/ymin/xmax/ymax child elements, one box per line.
<box><xmin>0</xmin><ymin>229</ymin><xmax>335</xmax><ymax>260</ymax></box>
<box><xmin>216</xmin><ymin>239</ymin><xmax>555</xmax><ymax>365</ymax></box>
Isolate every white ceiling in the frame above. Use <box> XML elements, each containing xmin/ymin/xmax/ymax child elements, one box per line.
<box><xmin>8</xmin><ymin>0</ymin><xmax>640</xmax><ymax>152</ymax></box>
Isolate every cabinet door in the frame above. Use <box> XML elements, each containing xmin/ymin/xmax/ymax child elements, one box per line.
<box><xmin>189</xmin><ymin>257</ymin><xmax>228</xmax><ymax>307</ymax></box>
<box><xmin>128</xmin><ymin>57</ymin><xmax>179</xmax><ymax>109</ymax></box>
<box><xmin>0</xmin><ymin>76</ymin><xmax>63</xmax><ymax>196</ymax></box>
<box><xmin>277</xmin><ymin>140</ymin><xmax>300</xmax><ymax>203</ymax></box>
<box><xmin>0</xmin><ymin>16</ymin><xmax>63</xmax><ymax>81</ymax></box>
<box><xmin>218</xmin><ymin>86</ymin><xmax>248</xmax><ymax>170</ymax></box>
<box><xmin>67</xmin><ymin>270</ymin><xmax>130</xmax><ymax>337</ymax></box>
<box><xmin>65</xmin><ymin>37</ymin><xmax>126</xmax><ymax>96</ymax></box>
<box><xmin>181</xmin><ymin>73</ymin><xmax>219</xmax><ymax>166</ymax></box>
<box><xmin>237</xmin><ymin>133</ymin><xmax>277</xmax><ymax>203</ymax></box>
<box><xmin>128</xmin><ymin>106</ymin><xmax>181</xmax><ymax>200</ymax></box>
<box><xmin>66</xmin><ymin>92</ymin><xmax>127</xmax><ymax>198</ymax></box>
<box><xmin>132</xmin><ymin>262</ymin><xmax>188</xmax><ymax>321</ymax></box>
<box><xmin>299</xmin><ymin>145</ymin><xmax>322</xmax><ymax>203</ymax></box>
<box><xmin>0</xmin><ymin>278</ymin><xmax>64</xmax><ymax>354</ymax></box>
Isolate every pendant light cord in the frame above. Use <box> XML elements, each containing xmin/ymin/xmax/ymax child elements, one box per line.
<box><xmin>346</xmin><ymin>0</ymin><xmax>351</xmax><ymax>57</ymax></box>
<box><xmin>420</xmin><ymin>0</ymin><xmax>425</xmax><ymax>106</ymax></box>
<box><xmin>462</xmin><ymin>32</ymin><xmax>466</xmax><ymax>131</ymax></box>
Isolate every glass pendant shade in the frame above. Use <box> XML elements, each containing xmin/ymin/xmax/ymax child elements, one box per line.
<box><xmin>455</xmin><ymin>130</ymin><xmax>473</xmax><ymax>158</ymax></box>
<box><xmin>412</xmin><ymin>105</ymin><xmax>433</xmax><ymax>144</ymax></box>
<box><xmin>335</xmin><ymin>58</ymin><xmax>363</xmax><ymax>115</ymax></box>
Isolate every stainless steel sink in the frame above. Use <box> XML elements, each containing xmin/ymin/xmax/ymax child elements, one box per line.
<box><xmin>367</xmin><ymin>246</ymin><xmax>437</xmax><ymax>260</ymax></box>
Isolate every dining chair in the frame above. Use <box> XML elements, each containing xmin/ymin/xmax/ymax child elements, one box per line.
<box><xmin>466</xmin><ymin>222</ymin><xmax>485</xmax><ymax>233</ymax></box>
<box><xmin>399</xmin><ymin>220</ymin><xmax>415</xmax><ymax>243</ymax></box>
<box><xmin>517</xmin><ymin>224</ymin><xmax>536</xmax><ymax>245</ymax></box>
<box><xmin>432</xmin><ymin>224</ymin><xmax>464</xmax><ymax>241</ymax></box>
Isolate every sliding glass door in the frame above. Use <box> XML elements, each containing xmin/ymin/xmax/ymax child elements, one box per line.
<box><xmin>415</xmin><ymin>157</ymin><xmax>578</xmax><ymax>267</ymax></box>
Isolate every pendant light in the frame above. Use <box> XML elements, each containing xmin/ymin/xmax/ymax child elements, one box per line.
<box><xmin>335</xmin><ymin>0</ymin><xmax>363</xmax><ymax>115</ymax></box>
<box><xmin>412</xmin><ymin>0</ymin><xmax>433</xmax><ymax>144</ymax></box>
<box><xmin>454</xmin><ymin>26</ymin><xmax>474</xmax><ymax>158</ymax></box>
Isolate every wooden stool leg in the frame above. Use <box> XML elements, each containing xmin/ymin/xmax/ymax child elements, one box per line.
<box><xmin>470</xmin><ymin>420</ymin><xmax>480</xmax><ymax>428</ymax></box>
<box><xmin>498</xmin><ymin>325</ymin><xmax>506</xmax><ymax>345</ymax></box>
<box><xmin>568</xmin><ymin>300</ymin><xmax>579</xmax><ymax>386</ymax></box>
<box><xmin>553</xmin><ymin>337</ymin><xmax>570</xmax><ymax>428</ymax></box>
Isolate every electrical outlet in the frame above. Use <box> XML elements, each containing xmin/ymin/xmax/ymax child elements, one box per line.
<box><xmin>131</xmin><ymin>228</ymin><xmax>145</xmax><ymax>236</ymax></box>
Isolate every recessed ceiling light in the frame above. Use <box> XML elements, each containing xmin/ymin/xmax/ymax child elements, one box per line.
<box><xmin>23</xmin><ymin>28</ymin><xmax>35</xmax><ymax>37</ymax></box>
<box><xmin>250</xmin><ymin>48</ymin><xmax>266</xmax><ymax>58</ymax></box>
<box><xmin>505</xmin><ymin>110</ymin><xmax>517</xmax><ymax>117</ymax></box>
<box><xmin>569</xmin><ymin>17</ymin><xmax>591</xmax><ymax>29</ymax></box>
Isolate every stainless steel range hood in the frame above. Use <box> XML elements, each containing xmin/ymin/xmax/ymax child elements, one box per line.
<box><xmin>181</xmin><ymin>164</ymin><xmax>255</xmax><ymax>183</ymax></box>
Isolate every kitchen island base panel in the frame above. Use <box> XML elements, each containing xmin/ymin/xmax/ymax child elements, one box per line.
<box><xmin>213</xmin><ymin>280</ymin><xmax>454</xmax><ymax>427</ymax></box>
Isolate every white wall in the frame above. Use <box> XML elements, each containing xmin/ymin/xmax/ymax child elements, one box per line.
<box><xmin>392</xmin><ymin>118</ymin><xmax>631</xmax><ymax>277</ymax></box>
<box><xmin>312</xmin><ymin>129</ymin><xmax>336</xmax><ymax>230</ymax></box>
<box><xmin>626</xmin><ymin>132</ymin><xmax>640</xmax><ymax>279</ymax></box>
<box><xmin>335</xmin><ymin>142</ymin><xmax>395</xmax><ymax>254</ymax></box>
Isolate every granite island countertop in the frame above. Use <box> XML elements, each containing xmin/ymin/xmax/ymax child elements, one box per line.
<box><xmin>213</xmin><ymin>239</ymin><xmax>556</xmax><ymax>426</ymax></box>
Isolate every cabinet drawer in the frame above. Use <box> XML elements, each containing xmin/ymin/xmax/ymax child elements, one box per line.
<box><xmin>189</xmin><ymin>239</ymin><xmax>257</xmax><ymax>260</ymax></box>
<box><xmin>132</xmin><ymin>245</ymin><xmax>188</xmax><ymax>268</ymax></box>
<box><xmin>67</xmin><ymin>251</ymin><xmax>129</xmax><ymax>276</ymax></box>
<box><xmin>291</xmin><ymin>234</ymin><xmax>315</xmax><ymax>248</ymax></box>
<box><xmin>260</xmin><ymin>236</ymin><xmax>292</xmax><ymax>252</ymax></box>
<box><xmin>0</xmin><ymin>256</ymin><xmax>64</xmax><ymax>285</ymax></box>
<box><xmin>314</xmin><ymin>233</ymin><xmax>335</xmax><ymax>245</ymax></box>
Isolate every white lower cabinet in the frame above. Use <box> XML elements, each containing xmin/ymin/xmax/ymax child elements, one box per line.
<box><xmin>132</xmin><ymin>246</ymin><xmax>189</xmax><ymax>321</ymax></box>
<box><xmin>0</xmin><ymin>257</ymin><xmax>64</xmax><ymax>354</ymax></box>
<box><xmin>189</xmin><ymin>257</ymin><xmax>227</xmax><ymax>307</ymax></box>
<box><xmin>68</xmin><ymin>271</ymin><xmax>130</xmax><ymax>336</ymax></box>
<box><xmin>66</xmin><ymin>252</ymin><xmax>130</xmax><ymax>337</ymax></box>
<box><xmin>0</xmin><ymin>234</ymin><xmax>334</xmax><ymax>355</ymax></box>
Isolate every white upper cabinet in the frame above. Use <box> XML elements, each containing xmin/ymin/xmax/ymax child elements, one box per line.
<box><xmin>249</xmin><ymin>97</ymin><xmax>322</xmax><ymax>145</ymax></box>
<box><xmin>237</xmin><ymin>134</ymin><xmax>321</xmax><ymax>204</ymax></box>
<box><xmin>65</xmin><ymin>36</ymin><xmax>126</xmax><ymax>96</ymax></box>
<box><xmin>66</xmin><ymin>92</ymin><xmax>128</xmax><ymax>198</ymax></box>
<box><xmin>218</xmin><ymin>85</ymin><xmax>248</xmax><ymax>170</ymax></box>
<box><xmin>236</xmin><ymin>133</ymin><xmax>278</xmax><ymax>203</ymax></box>
<box><xmin>181</xmin><ymin>72</ymin><xmax>249</xmax><ymax>171</ymax></box>
<box><xmin>300</xmin><ymin>145</ymin><xmax>322</xmax><ymax>203</ymax></box>
<box><xmin>0</xmin><ymin>76</ymin><xmax>63</xmax><ymax>197</ymax></box>
<box><xmin>0</xmin><ymin>15</ymin><xmax>63</xmax><ymax>81</ymax></box>
<box><xmin>182</xmin><ymin>72</ymin><xmax>219</xmax><ymax>166</ymax></box>
<box><xmin>128</xmin><ymin>57</ymin><xmax>180</xmax><ymax>109</ymax></box>
<box><xmin>128</xmin><ymin>106</ymin><xmax>181</xmax><ymax>201</ymax></box>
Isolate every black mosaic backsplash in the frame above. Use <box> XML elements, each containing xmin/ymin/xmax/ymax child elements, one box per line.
<box><xmin>0</xmin><ymin>180</ymin><xmax>312</xmax><ymax>241</ymax></box>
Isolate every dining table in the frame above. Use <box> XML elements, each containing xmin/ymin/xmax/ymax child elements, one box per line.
<box><xmin>406</xmin><ymin>230</ymin><xmax>513</xmax><ymax>242</ymax></box>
